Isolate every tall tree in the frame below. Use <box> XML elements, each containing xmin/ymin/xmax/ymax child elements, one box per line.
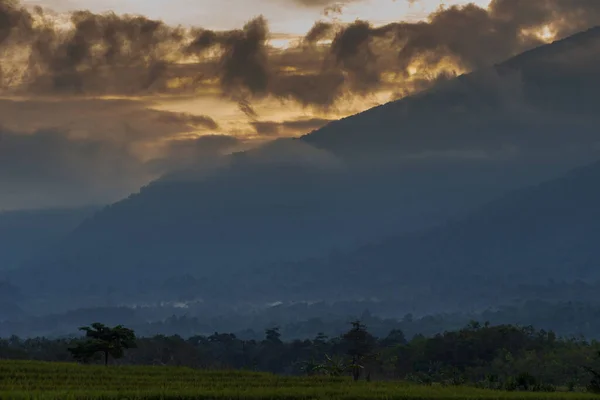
<box><xmin>264</xmin><ymin>327</ymin><xmax>282</xmax><ymax>344</ymax></box>
<box><xmin>342</xmin><ymin>320</ymin><xmax>376</xmax><ymax>381</ymax></box>
<box><xmin>68</xmin><ymin>322</ymin><xmax>136</xmax><ymax>366</ymax></box>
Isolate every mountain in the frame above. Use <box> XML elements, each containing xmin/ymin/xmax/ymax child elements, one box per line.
<box><xmin>12</xmin><ymin>27</ymin><xmax>600</xmax><ymax>314</ymax></box>
<box><xmin>302</xmin><ymin>26</ymin><xmax>600</xmax><ymax>160</ymax></box>
<box><xmin>0</xmin><ymin>206</ymin><xmax>99</xmax><ymax>271</ymax></box>
<box><xmin>271</xmin><ymin>158</ymin><xmax>600</xmax><ymax>314</ymax></box>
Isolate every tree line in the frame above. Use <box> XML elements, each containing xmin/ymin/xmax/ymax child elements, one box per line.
<box><xmin>3</xmin><ymin>321</ymin><xmax>600</xmax><ymax>391</ymax></box>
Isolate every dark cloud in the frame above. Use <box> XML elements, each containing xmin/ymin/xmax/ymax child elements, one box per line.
<box><xmin>0</xmin><ymin>0</ymin><xmax>599</xmax><ymax>113</ymax></box>
<box><xmin>154</xmin><ymin>113</ymin><xmax>220</xmax><ymax>130</ymax></box>
<box><xmin>335</xmin><ymin>0</ymin><xmax>600</xmax><ymax>75</ymax></box>
<box><xmin>25</xmin><ymin>9</ymin><xmax>185</xmax><ymax>94</ymax></box>
<box><xmin>292</xmin><ymin>0</ymin><xmax>600</xmax><ymax>106</ymax></box>
<box><xmin>251</xmin><ymin>121</ymin><xmax>279</xmax><ymax>136</ymax></box>
<box><xmin>186</xmin><ymin>17</ymin><xmax>271</xmax><ymax>100</ymax></box>
<box><xmin>330</xmin><ymin>20</ymin><xmax>385</xmax><ymax>93</ymax></box>
<box><xmin>488</xmin><ymin>0</ymin><xmax>600</xmax><ymax>37</ymax></box>
<box><xmin>251</xmin><ymin>117</ymin><xmax>332</xmax><ymax>136</ymax></box>
<box><xmin>304</xmin><ymin>21</ymin><xmax>334</xmax><ymax>44</ymax></box>
<box><xmin>281</xmin><ymin>117</ymin><xmax>332</xmax><ymax>131</ymax></box>
<box><xmin>270</xmin><ymin>71</ymin><xmax>346</xmax><ymax>107</ymax></box>
<box><xmin>0</xmin><ymin>0</ymin><xmax>34</xmax><ymax>45</ymax></box>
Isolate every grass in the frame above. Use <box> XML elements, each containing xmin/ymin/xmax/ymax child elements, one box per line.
<box><xmin>0</xmin><ymin>360</ymin><xmax>597</xmax><ymax>399</ymax></box>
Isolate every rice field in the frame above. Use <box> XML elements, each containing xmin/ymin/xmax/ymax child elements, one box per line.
<box><xmin>0</xmin><ymin>360</ymin><xmax>596</xmax><ymax>400</ymax></box>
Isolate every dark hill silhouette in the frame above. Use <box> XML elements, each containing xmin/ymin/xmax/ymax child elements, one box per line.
<box><xmin>0</xmin><ymin>206</ymin><xmax>98</xmax><ymax>271</ymax></box>
<box><xmin>301</xmin><ymin>26</ymin><xmax>600</xmax><ymax>159</ymax></box>
<box><xmin>11</xmin><ymin>27</ymin><xmax>600</xmax><ymax>313</ymax></box>
<box><xmin>272</xmin><ymin>158</ymin><xmax>600</xmax><ymax>313</ymax></box>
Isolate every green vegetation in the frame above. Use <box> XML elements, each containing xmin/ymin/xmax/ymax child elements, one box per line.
<box><xmin>68</xmin><ymin>323</ymin><xmax>137</xmax><ymax>365</ymax></box>
<box><xmin>0</xmin><ymin>360</ymin><xmax>597</xmax><ymax>400</ymax></box>
<box><xmin>4</xmin><ymin>321</ymin><xmax>600</xmax><ymax>397</ymax></box>
<box><xmin>342</xmin><ymin>320</ymin><xmax>376</xmax><ymax>381</ymax></box>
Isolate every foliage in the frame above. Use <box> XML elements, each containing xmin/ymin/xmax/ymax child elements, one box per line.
<box><xmin>68</xmin><ymin>323</ymin><xmax>136</xmax><ymax>366</ymax></box>
<box><xmin>316</xmin><ymin>354</ymin><xmax>348</xmax><ymax>377</ymax></box>
<box><xmin>2</xmin><ymin>322</ymin><xmax>600</xmax><ymax>390</ymax></box>
<box><xmin>342</xmin><ymin>320</ymin><xmax>376</xmax><ymax>381</ymax></box>
<box><xmin>582</xmin><ymin>350</ymin><xmax>600</xmax><ymax>393</ymax></box>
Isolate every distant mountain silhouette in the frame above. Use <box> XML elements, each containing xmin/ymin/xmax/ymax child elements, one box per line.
<box><xmin>272</xmin><ymin>158</ymin><xmax>600</xmax><ymax>312</ymax></box>
<box><xmin>12</xmin><ymin>27</ymin><xmax>600</xmax><ymax>313</ymax></box>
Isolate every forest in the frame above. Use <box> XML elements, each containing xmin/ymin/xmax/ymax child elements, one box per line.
<box><xmin>3</xmin><ymin>321</ymin><xmax>600</xmax><ymax>392</ymax></box>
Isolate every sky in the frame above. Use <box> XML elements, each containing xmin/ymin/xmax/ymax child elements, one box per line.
<box><xmin>2</xmin><ymin>0</ymin><xmax>599</xmax><ymax>210</ymax></box>
<box><xmin>21</xmin><ymin>1</ymin><xmax>483</xmax><ymax>32</ymax></box>
<box><xmin>14</xmin><ymin>0</ymin><xmax>484</xmax><ymax>136</ymax></box>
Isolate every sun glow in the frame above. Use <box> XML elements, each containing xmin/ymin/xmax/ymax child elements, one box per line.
<box><xmin>537</xmin><ymin>25</ymin><xmax>556</xmax><ymax>42</ymax></box>
<box><xmin>404</xmin><ymin>56</ymin><xmax>466</xmax><ymax>80</ymax></box>
<box><xmin>522</xmin><ymin>24</ymin><xmax>556</xmax><ymax>43</ymax></box>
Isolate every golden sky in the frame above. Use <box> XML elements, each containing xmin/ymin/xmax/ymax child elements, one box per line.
<box><xmin>21</xmin><ymin>1</ymin><xmax>487</xmax><ymax>32</ymax></box>
<box><xmin>13</xmin><ymin>1</ymin><xmax>492</xmax><ymax>141</ymax></box>
<box><xmin>11</xmin><ymin>0</ymin><xmax>489</xmax><ymax>136</ymax></box>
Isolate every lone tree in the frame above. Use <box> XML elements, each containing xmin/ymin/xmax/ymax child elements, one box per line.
<box><xmin>342</xmin><ymin>320</ymin><xmax>376</xmax><ymax>381</ymax></box>
<box><xmin>68</xmin><ymin>322</ymin><xmax>136</xmax><ymax>366</ymax></box>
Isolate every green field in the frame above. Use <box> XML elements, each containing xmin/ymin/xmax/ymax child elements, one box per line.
<box><xmin>0</xmin><ymin>360</ymin><xmax>596</xmax><ymax>400</ymax></box>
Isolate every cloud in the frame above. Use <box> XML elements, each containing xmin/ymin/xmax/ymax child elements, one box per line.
<box><xmin>304</xmin><ymin>21</ymin><xmax>334</xmax><ymax>44</ymax></box>
<box><xmin>154</xmin><ymin>113</ymin><xmax>220</xmax><ymax>130</ymax></box>
<box><xmin>242</xmin><ymin>137</ymin><xmax>343</xmax><ymax>169</ymax></box>
<box><xmin>0</xmin><ymin>98</ymin><xmax>217</xmax><ymax>143</ymax></box>
<box><xmin>251</xmin><ymin>121</ymin><xmax>279</xmax><ymax>136</ymax></box>
<box><xmin>0</xmin><ymin>98</ymin><xmax>239</xmax><ymax>210</ymax></box>
<box><xmin>251</xmin><ymin>117</ymin><xmax>332</xmax><ymax>136</ymax></box>
<box><xmin>0</xmin><ymin>127</ymin><xmax>147</xmax><ymax>210</ymax></box>
<box><xmin>148</xmin><ymin>134</ymin><xmax>242</xmax><ymax>174</ymax></box>
<box><xmin>0</xmin><ymin>0</ymin><xmax>598</xmax><ymax>113</ymax></box>
<box><xmin>0</xmin><ymin>126</ymin><xmax>243</xmax><ymax>210</ymax></box>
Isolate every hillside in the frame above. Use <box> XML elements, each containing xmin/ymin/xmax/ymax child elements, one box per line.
<box><xmin>301</xmin><ymin>26</ymin><xmax>600</xmax><ymax>159</ymax></box>
<box><xmin>0</xmin><ymin>206</ymin><xmax>98</xmax><ymax>271</ymax></box>
<box><xmin>11</xmin><ymin>27</ymin><xmax>600</xmax><ymax>314</ymax></box>
<box><xmin>273</xmin><ymin>158</ymin><xmax>600</xmax><ymax>313</ymax></box>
